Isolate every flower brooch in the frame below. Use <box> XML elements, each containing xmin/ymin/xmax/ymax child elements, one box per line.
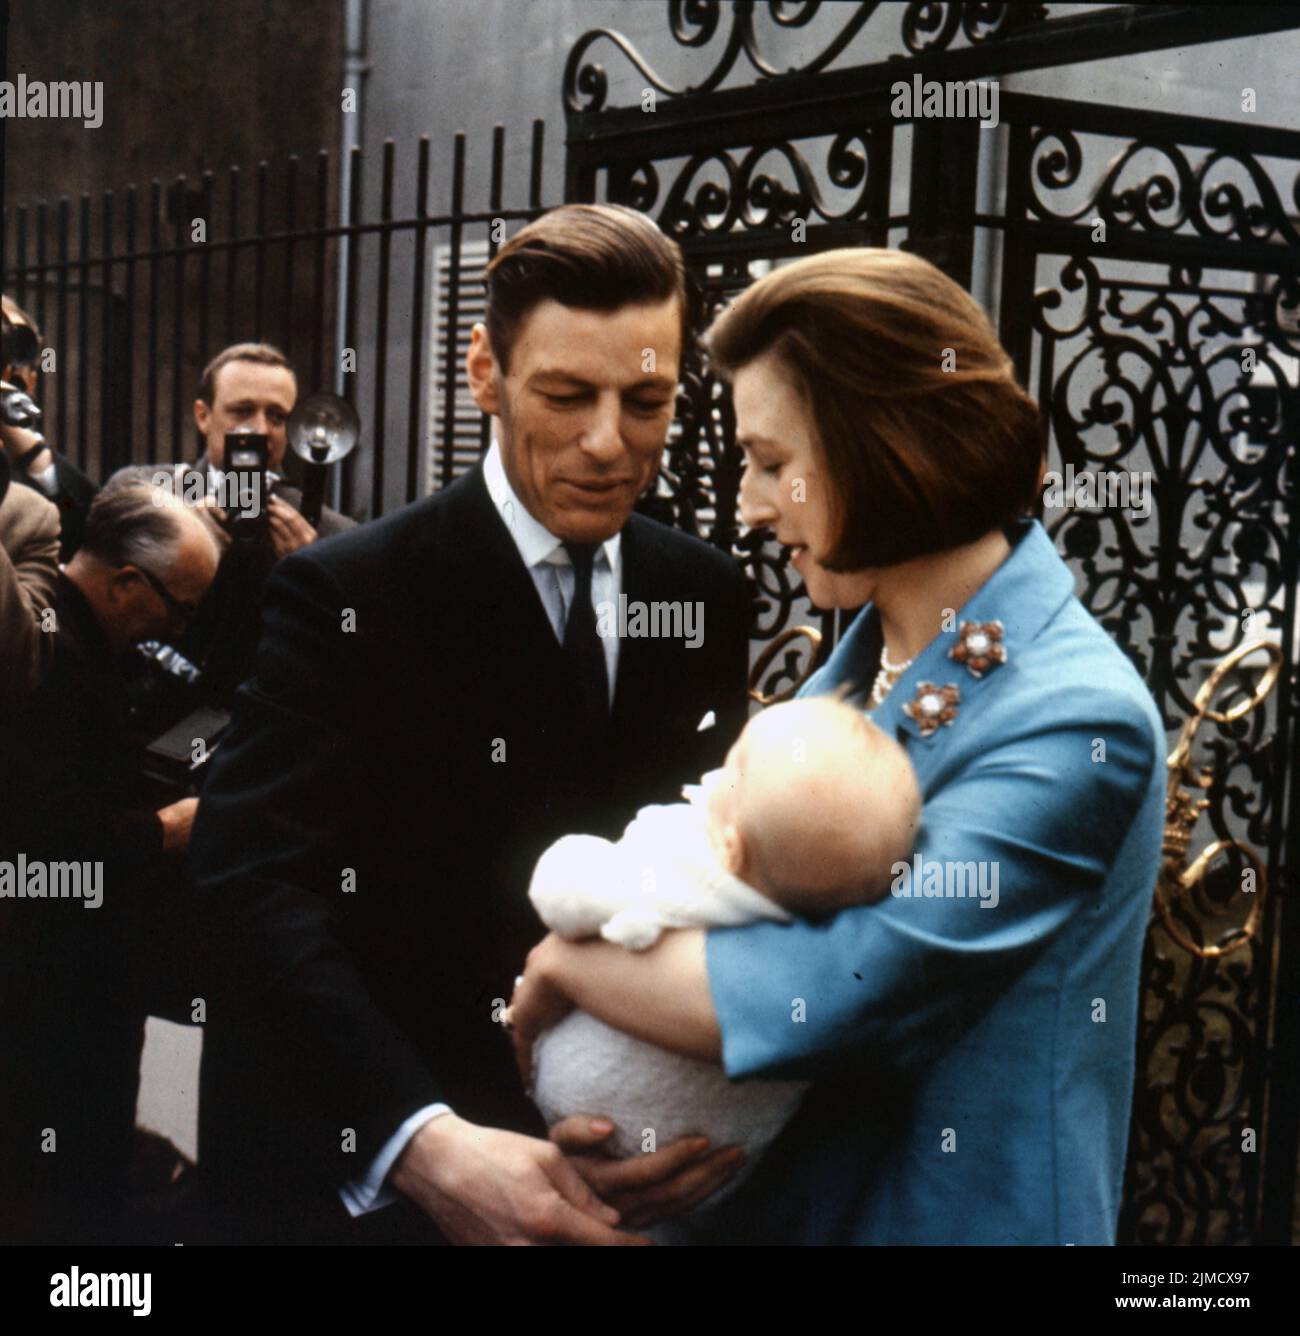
<box><xmin>903</xmin><ymin>682</ymin><xmax>961</xmax><ymax>737</ymax></box>
<box><xmin>949</xmin><ymin>620</ymin><xmax>1007</xmax><ymax>678</ymax></box>
<box><xmin>900</xmin><ymin>622</ymin><xmax>1007</xmax><ymax>737</ymax></box>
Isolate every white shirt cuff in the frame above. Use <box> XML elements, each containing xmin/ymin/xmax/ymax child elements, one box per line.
<box><xmin>338</xmin><ymin>1103</ymin><xmax>453</xmax><ymax>1218</ymax></box>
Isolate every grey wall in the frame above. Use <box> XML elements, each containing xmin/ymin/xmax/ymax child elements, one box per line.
<box><xmin>6</xmin><ymin>0</ymin><xmax>344</xmax><ymax>207</ymax></box>
<box><xmin>4</xmin><ymin>0</ymin><xmax>346</xmax><ymax>472</ymax></box>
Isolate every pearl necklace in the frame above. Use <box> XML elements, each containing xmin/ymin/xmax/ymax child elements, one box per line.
<box><xmin>869</xmin><ymin>643</ymin><xmax>914</xmax><ymax>709</ymax></box>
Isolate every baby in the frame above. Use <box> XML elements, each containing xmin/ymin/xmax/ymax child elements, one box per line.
<box><xmin>527</xmin><ymin>696</ymin><xmax>921</xmax><ymax>1210</ymax></box>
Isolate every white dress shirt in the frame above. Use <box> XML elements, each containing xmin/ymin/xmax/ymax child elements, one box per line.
<box><xmin>340</xmin><ymin>440</ymin><xmax>626</xmax><ymax>1216</ymax></box>
<box><xmin>481</xmin><ymin>438</ymin><xmax>622</xmax><ymax>704</ymax></box>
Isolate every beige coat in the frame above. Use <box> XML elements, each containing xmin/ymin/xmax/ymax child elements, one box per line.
<box><xmin>0</xmin><ymin>481</ymin><xmax>60</xmax><ymax>702</ymax></box>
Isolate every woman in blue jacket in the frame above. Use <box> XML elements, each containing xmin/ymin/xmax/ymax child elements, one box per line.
<box><xmin>512</xmin><ymin>247</ymin><xmax>1166</xmax><ymax>1245</ymax></box>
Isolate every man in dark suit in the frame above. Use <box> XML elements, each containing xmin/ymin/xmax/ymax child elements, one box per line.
<box><xmin>188</xmin><ymin>205</ymin><xmax>751</xmax><ymax>1244</ymax></box>
<box><xmin>0</xmin><ymin>480</ymin><xmax>221</xmax><ymax>1242</ymax></box>
<box><xmin>0</xmin><ymin>295</ymin><xmax>98</xmax><ymax>560</ymax></box>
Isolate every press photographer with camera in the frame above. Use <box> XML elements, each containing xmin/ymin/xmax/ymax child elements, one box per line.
<box><xmin>149</xmin><ymin>343</ymin><xmax>355</xmax><ymax>702</ymax></box>
<box><xmin>180</xmin><ymin>342</ymin><xmax>354</xmax><ymax>552</ymax></box>
<box><xmin>0</xmin><ymin>295</ymin><xmax>98</xmax><ymax>560</ymax></box>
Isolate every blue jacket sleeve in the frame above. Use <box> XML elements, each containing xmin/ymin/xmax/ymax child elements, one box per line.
<box><xmin>705</xmin><ymin>687</ymin><xmax>1161</xmax><ymax>1083</ymax></box>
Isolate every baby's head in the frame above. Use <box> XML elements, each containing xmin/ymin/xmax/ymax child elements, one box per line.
<box><xmin>705</xmin><ymin>697</ymin><xmax>920</xmax><ymax>914</ymax></box>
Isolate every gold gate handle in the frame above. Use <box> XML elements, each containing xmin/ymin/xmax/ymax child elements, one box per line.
<box><xmin>748</xmin><ymin>625</ymin><xmax>824</xmax><ymax>706</ymax></box>
<box><xmin>1155</xmin><ymin>638</ymin><xmax>1282</xmax><ymax>958</ymax></box>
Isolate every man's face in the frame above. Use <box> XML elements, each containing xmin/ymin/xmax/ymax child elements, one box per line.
<box><xmin>194</xmin><ymin>360</ymin><xmax>298</xmax><ymax>472</ymax></box>
<box><xmin>467</xmin><ymin>297</ymin><xmax>682</xmax><ymax>544</ymax></box>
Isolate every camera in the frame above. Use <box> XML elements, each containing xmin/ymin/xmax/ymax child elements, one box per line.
<box><xmin>222</xmin><ymin>429</ymin><xmax>269</xmax><ymax>543</ymax></box>
<box><xmin>0</xmin><ymin>378</ymin><xmax>43</xmax><ymax>432</ymax></box>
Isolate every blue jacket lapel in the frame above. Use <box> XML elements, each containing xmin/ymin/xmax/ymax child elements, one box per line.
<box><xmin>801</xmin><ymin>521</ymin><xmax>1077</xmax><ymax>763</ymax></box>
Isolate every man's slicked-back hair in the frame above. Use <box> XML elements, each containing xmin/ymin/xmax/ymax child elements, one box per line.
<box><xmin>483</xmin><ymin>204</ymin><xmax>692</xmax><ymax>375</ymax></box>
<box><xmin>197</xmin><ymin>342</ymin><xmax>296</xmax><ymax>405</ymax></box>
<box><xmin>81</xmin><ymin>477</ymin><xmax>189</xmax><ymax>572</ymax></box>
<box><xmin>705</xmin><ymin>247</ymin><xmax>1046</xmax><ymax>570</ymax></box>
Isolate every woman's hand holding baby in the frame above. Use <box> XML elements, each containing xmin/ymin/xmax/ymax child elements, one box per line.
<box><xmin>549</xmin><ymin>1115</ymin><xmax>746</xmax><ymax>1228</ymax></box>
<box><xmin>510</xmin><ymin>934</ymin><xmax>577</xmax><ymax>1088</ymax></box>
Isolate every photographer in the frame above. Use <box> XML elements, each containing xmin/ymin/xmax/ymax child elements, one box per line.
<box><xmin>152</xmin><ymin>343</ymin><xmax>354</xmax><ymax>701</ymax></box>
<box><xmin>0</xmin><ymin>450</ymin><xmax>61</xmax><ymax>704</ymax></box>
<box><xmin>1</xmin><ymin>295</ymin><xmax>98</xmax><ymax>560</ymax></box>
<box><xmin>184</xmin><ymin>342</ymin><xmax>353</xmax><ymax>551</ymax></box>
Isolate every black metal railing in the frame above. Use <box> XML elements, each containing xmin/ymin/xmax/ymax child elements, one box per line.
<box><xmin>2</xmin><ymin>120</ymin><xmax>552</xmax><ymax>519</ymax></box>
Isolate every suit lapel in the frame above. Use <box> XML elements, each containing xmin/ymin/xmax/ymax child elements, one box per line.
<box><xmin>434</xmin><ymin>466</ymin><xmax>577</xmax><ymax>716</ymax></box>
<box><xmin>610</xmin><ymin>516</ymin><xmax>659</xmax><ymax>736</ymax></box>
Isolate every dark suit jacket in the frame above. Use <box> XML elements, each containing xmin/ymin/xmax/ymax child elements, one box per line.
<box><xmin>186</xmin><ymin>465</ymin><xmax>750</xmax><ymax>1238</ymax></box>
<box><xmin>157</xmin><ymin>457</ymin><xmax>356</xmax><ymax>701</ymax></box>
<box><xmin>0</xmin><ymin>576</ymin><xmax>181</xmax><ymax>1240</ymax></box>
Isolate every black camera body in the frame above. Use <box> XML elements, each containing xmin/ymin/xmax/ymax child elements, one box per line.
<box><xmin>222</xmin><ymin>430</ymin><xmax>270</xmax><ymax>544</ymax></box>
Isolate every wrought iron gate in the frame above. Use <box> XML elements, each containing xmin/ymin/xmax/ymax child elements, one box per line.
<box><xmin>563</xmin><ymin>2</ymin><xmax>1300</xmax><ymax>1244</ymax></box>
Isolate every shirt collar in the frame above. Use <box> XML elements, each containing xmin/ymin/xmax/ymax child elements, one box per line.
<box><xmin>482</xmin><ymin>440</ymin><xmax>621</xmax><ymax>571</ymax></box>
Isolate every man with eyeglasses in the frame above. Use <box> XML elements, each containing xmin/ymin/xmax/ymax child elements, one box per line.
<box><xmin>0</xmin><ymin>478</ymin><xmax>221</xmax><ymax>1242</ymax></box>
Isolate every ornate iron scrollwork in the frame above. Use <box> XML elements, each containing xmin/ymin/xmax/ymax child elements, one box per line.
<box><xmin>1027</xmin><ymin>126</ymin><xmax>1300</xmax><ymax>251</ymax></box>
<box><xmin>748</xmin><ymin>624</ymin><xmax>824</xmax><ymax>705</ymax></box>
<box><xmin>1155</xmin><ymin>639</ymin><xmax>1281</xmax><ymax>958</ymax></box>
<box><xmin>564</xmin><ymin>1</ymin><xmax>1046</xmax><ymax>112</ymax></box>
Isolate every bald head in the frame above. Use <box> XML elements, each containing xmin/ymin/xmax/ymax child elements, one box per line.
<box><xmin>67</xmin><ymin>477</ymin><xmax>222</xmax><ymax>652</ymax></box>
<box><xmin>708</xmin><ymin>698</ymin><xmax>921</xmax><ymax>913</ymax></box>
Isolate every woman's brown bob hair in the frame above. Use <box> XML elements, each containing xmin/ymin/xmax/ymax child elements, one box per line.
<box><xmin>704</xmin><ymin>247</ymin><xmax>1046</xmax><ymax>570</ymax></box>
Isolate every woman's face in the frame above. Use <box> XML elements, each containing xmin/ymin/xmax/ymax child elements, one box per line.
<box><xmin>732</xmin><ymin>351</ymin><xmax>877</xmax><ymax>610</ymax></box>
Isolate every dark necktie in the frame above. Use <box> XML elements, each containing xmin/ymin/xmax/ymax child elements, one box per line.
<box><xmin>562</xmin><ymin>541</ymin><xmax>609</xmax><ymax>727</ymax></box>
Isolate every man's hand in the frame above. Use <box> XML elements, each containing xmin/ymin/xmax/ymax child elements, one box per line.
<box><xmin>0</xmin><ymin>420</ymin><xmax>53</xmax><ymax>476</ymax></box>
<box><xmin>267</xmin><ymin>496</ymin><xmax>318</xmax><ymax>559</ymax></box>
<box><xmin>389</xmin><ymin>1112</ymin><xmax>651</xmax><ymax>1245</ymax></box>
<box><xmin>549</xmin><ymin>1115</ymin><xmax>745</xmax><ymax>1229</ymax></box>
<box><xmin>156</xmin><ymin>797</ymin><xmax>199</xmax><ymax>855</ymax></box>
